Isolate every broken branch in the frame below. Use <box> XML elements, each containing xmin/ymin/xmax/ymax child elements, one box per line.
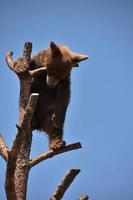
<box><xmin>29</xmin><ymin>142</ymin><xmax>82</xmax><ymax>168</ymax></box>
<box><xmin>23</xmin><ymin>42</ymin><xmax>32</xmax><ymax>60</ymax></box>
<box><xmin>19</xmin><ymin>93</ymin><xmax>39</xmax><ymax>128</ymax></box>
<box><xmin>0</xmin><ymin>134</ymin><xmax>9</xmax><ymax>162</ymax></box>
<box><xmin>5</xmin><ymin>93</ymin><xmax>39</xmax><ymax>200</ymax></box>
<box><xmin>29</xmin><ymin>67</ymin><xmax>47</xmax><ymax>77</ymax></box>
<box><xmin>50</xmin><ymin>168</ymin><xmax>80</xmax><ymax>200</ymax></box>
<box><xmin>11</xmin><ymin>93</ymin><xmax>39</xmax><ymax>159</ymax></box>
<box><xmin>5</xmin><ymin>51</ymin><xmax>14</xmax><ymax>71</ymax></box>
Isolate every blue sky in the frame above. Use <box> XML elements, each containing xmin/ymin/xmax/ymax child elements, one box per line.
<box><xmin>0</xmin><ymin>0</ymin><xmax>133</xmax><ymax>199</ymax></box>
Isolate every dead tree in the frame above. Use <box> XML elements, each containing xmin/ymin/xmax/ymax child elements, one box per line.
<box><xmin>0</xmin><ymin>42</ymin><xmax>88</xmax><ymax>200</ymax></box>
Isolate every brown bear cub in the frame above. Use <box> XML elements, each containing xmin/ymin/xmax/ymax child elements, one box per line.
<box><xmin>30</xmin><ymin>41</ymin><xmax>88</xmax><ymax>150</ymax></box>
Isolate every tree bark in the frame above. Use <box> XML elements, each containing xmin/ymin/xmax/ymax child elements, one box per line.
<box><xmin>5</xmin><ymin>42</ymin><xmax>34</xmax><ymax>200</ymax></box>
<box><xmin>50</xmin><ymin>169</ymin><xmax>80</xmax><ymax>200</ymax></box>
<box><xmin>0</xmin><ymin>135</ymin><xmax>8</xmax><ymax>161</ymax></box>
<box><xmin>5</xmin><ymin>94</ymin><xmax>39</xmax><ymax>200</ymax></box>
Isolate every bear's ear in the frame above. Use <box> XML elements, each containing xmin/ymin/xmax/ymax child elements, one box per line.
<box><xmin>72</xmin><ymin>54</ymin><xmax>88</xmax><ymax>67</ymax></box>
<box><xmin>73</xmin><ymin>54</ymin><xmax>88</xmax><ymax>63</ymax></box>
<box><xmin>50</xmin><ymin>41</ymin><xmax>62</xmax><ymax>57</ymax></box>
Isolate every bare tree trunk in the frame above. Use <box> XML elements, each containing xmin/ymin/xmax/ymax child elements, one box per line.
<box><xmin>5</xmin><ymin>93</ymin><xmax>38</xmax><ymax>200</ymax></box>
<box><xmin>5</xmin><ymin>134</ymin><xmax>31</xmax><ymax>200</ymax></box>
<box><xmin>5</xmin><ymin>42</ymin><xmax>35</xmax><ymax>200</ymax></box>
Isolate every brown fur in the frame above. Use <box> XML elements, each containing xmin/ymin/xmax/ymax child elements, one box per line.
<box><xmin>30</xmin><ymin>41</ymin><xmax>88</xmax><ymax>149</ymax></box>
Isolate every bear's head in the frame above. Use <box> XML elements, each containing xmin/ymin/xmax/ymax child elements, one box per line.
<box><xmin>46</xmin><ymin>41</ymin><xmax>88</xmax><ymax>88</ymax></box>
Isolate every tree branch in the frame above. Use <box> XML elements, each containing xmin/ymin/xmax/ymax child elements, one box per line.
<box><xmin>49</xmin><ymin>169</ymin><xmax>80</xmax><ymax>200</ymax></box>
<box><xmin>6</xmin><ymin>42</ymin><xmax>32</xmax><ymax>76</ymax></box>
<box><xmin>6</xmin><ymin>43</ymin><xmax>46</xmax><ymax>79</ymax></box>
<box><xmin>0</xmin><ymin>134</ymin><xmax>9</xmax><ymax>162</ymax></box>
<box><xmin>5</xmin><ymin>51</ymin><xmax>14</xmax><ymax>71</ymax></box>
<box><xmin>11</xmin><ymin>93</ymin><xmax>39</xmax><ymax>159</ymax></box>
<box><xmin>19</xmin><ymin>93</ymin><xmax>39</xmax><ymax>128</ymax></box>
<box><xmin>29</xmin><ymin>67</ymin><xmax>47</xmax><ymax>77</ymax></box>
<box><xmin>5</xmin><ymin>93</ymin><xmax>39</xmax><ymax>200</ymax></box>
<box><xmin>29</xmin><ymin>142</ymin><xmax>82</xmax><ymax>168</ymax></box>
<box><xmin>23</xmin><ymin>42</ymin><xmax>32</xmax><ymax>60</ymax></box>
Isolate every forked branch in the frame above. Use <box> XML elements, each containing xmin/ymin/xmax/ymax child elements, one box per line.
<box><xmin>6</xmin><ymin>42</ymin><xmax>47</xmax><ymax>78</ymax></box>
<box><xmin>50</xmin><ymin>169</ymin><xmax>81</xmax><ymax>200</ymax></box>
<box><xmin>6</xmin><ymin>42</ymin><xmax>32</xmax><ymax>75</ymax></box>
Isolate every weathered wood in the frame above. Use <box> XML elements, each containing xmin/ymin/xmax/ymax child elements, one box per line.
<box><xmin>0</xmin><ymin>134</ymin><xmax>8</xmax><ymax>162</ymax></box>
<box><xmin>29</xmin><ymin>142</ymin><xmax>82</xmax><ymax>168</ymax></box>
<box><xmin>50</xmin><ymin>169</ymin><xmax>80</xmax><ymax>200</ymax></box>
<box><xmin>5</xmin><ymin>42</ymin><xmax>34</xmax><ymax>200</ymax></box>
<box><xmin>5</xmin><ymin>94</ymin><xmax>39</xmax><ymax>200</ymax></box>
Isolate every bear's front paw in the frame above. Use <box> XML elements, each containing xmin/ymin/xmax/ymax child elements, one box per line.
<box><xmin>49</xmin><ymin>139</ymin><xmax>66</xmax><ymax>150</ymax></box>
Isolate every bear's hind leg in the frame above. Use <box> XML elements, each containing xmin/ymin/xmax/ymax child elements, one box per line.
<box><xmin>48</xmin><ymin>127</ymin><xmax>66</xmax><ymax>150</ymax></box>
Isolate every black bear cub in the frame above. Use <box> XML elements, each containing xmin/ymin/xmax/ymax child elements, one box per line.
<box><xmin>30</xmin><ymin>41</ymin><xmax>88</xmax><ymax>150</ymax></box>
